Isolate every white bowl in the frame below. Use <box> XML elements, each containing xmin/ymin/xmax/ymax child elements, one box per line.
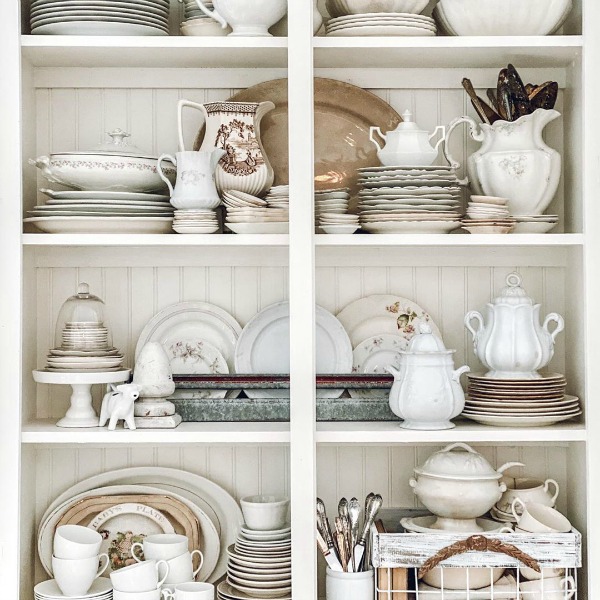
<box><xmin>326</xmin><ymin>0</ymin><xmax>429</xmax><ymax>17</ymax></box>
<box><xmin>321</xmin><ymin>225</ymin><xmax>359</xmax><ymax>234</ymax></box>
<box><xmin>422</xmin><ymin>566</ymin><xmax>505</xmax><ymax>591</ymax></box>
<box><xmin>512</xmin><ymin>221</ymin><xmax>557</xmax><ymax>234</ymax></box>
<box><xmin>434</xmin><ymin>0</ymin><xmax>572</xmax><ymax>36</ymax></box>
<box><xmin>240</xmin><ymin>495</ymin><xmax>289</xmax><ymax>531</ymax></box>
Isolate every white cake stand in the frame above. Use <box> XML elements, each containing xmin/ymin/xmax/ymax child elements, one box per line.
<box><xmin>32</xmin><ymin>369</ymin><xmax>131</xmax><ymax>428</ymax></box>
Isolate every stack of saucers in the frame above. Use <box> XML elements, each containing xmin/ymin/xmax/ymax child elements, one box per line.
<box><xmin>223</xmin><ymin>190</ymin><xmax>289</xmax><ymax>234</ymax></box>
<box><xmin>319</xmin><ymin>212</ymin><xmax>359</xmax><ymax>234</ymax></box>
<box><xmin>181</xmin><ymin>0</ymin><xmax>232</xmax><ymax>35</ymax></box>
<box><xmin>173</xmin><ymin>210</ymin><xmax>219</xmax><ymax>234</ymax></box>
<box><xmin>219</xmin><ymin>526</ymin><xmax>291</xmax><ymax>600</ymax></box>
<box><xmin>461</xmin><ymin>196</ymin><xmax>515</xmax><ymax>234</ymax></box>
<box><xmin>357</xmin><ymin>165</ymin><xmax>462</xmax><ymax>234</ymax></box>
<box><xmin>325</xmin><ymin>13</ymin><xmax>437</xmax><ymax>36</ymax></box>
<box><xmin>265</xmin><ymin>186</ymin><xmax>290</xmax><ymax>209</ymax></box>
<box><xmin>35</xmin><ymin>578</ymin><xmax>112</xmax><ymax>600</ymax></box>
<box><xmin>315</xmin><ymin>188</ymin><xmax>351</xmax><ymax>222</ymax></box>
<box><xmin>513</xmin><ymin>214</ymin><xmax>559</xmax><ymax>234</ymax></box>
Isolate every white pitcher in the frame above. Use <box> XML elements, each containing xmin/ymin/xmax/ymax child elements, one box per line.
<box><xmin>443</xmin><ymin>108</ymin><xmax>561</xmax><ymax>216</ymax></box>
<box><xmin>194</xmin><ymin>0</ymin><xmax>287</xmax><ymax>36</ymax></box>
<box><xmin>157</xmin><ymin>150</ymin><xmax>224</xmax><ymax>211</ymax></box>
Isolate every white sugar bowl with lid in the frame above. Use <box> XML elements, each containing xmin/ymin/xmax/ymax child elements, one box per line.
<box><xmin>465</xmin><ymin>272</ymin><xmax>565</xmax><ymax>379</ymax></box>
<box><xmin>369</xmin><ymin>109</ymin><xmax>447</xmax><ymax>167</ymax></box>
<box><xmin>409</xmin><ymin>443</ymin><xmax>523</xmax><ymax>532</ymax></box>
<box><xmin>386</xmin><ymin>323</ymin><xmax>469</xmax><ymax>430</ymax></box>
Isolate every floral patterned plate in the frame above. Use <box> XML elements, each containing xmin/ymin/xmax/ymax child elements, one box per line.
<box><xmin>349</xmin><ymin>334</ymin><xmax>404</xmax><ymax>399</ymax></box>
<box><xmin>336</xmin><ymin>294</ymin><xmax>441</xmax><ymax>349</ymax></box>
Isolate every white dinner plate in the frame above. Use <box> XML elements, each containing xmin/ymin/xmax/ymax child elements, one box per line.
<box><xmin>240</xmin><ymin>525</ymin><xmax>290</xmax><ymax>535</ymax></box>
<box><xmin>327</xmin><ymin>24</ymin><xmax>436</xmax><ymax>36</ymax></box>
<box><xmin>226</xmin><ymin>546</ymin><xmax>291</xmax><ymax>566</ymax></box>
<box><xmin>31</xmin><ymin>13</ymin><xmax>168</xmax><ymax>31</ymax></box>
<box><xmin>32</xmin><ymin>20</ymin><xmax>169</xmax><ymax>34</ymax></box>
<box><xmin>349</xmin><ymin>334</ymin><xmax>404</xmax><ymax>399</ymax></box>
<box><xmin>41</xmin><ymin>189</ymin><xmax>170</xmax><ymax>202</ymax></box>
<box><xmin>225</xmin><ymin>580</ymin><xmax>291</xmax><ymax>598</ymax></box>
<box><xmin>218</xmin><ymin>582</ymin><xmax>290</xmax><ymax>600</ymax></box>
<box><xmin>226</xmin><ymin>222</ymin><xmax>289</xmax><ymax>234</ymax></box>
<box><xmin>43</xmin><ymin>202</ymin><xmax>172</xmax><ymax>210</ymax></box>
<box><xmin>234</xmin><ymin>301</ymin><xmax>352</xmax><ymax>399</ymax></box>
<box><xmin>32</xmin><ymin>1</ymin><xmax>168</xmax><ymax>17</ymax></box>
<box><xmin>31</xmin><ymin>7</ymin><xmax>169</xmax><ymax>24</ymax></box>
<box><xmin>229</xmin><ymin>568</ymin><xmax>291</xmax><ymax>582</ymax></box>
<box><xmin>336</xmin><ymin>294</ymin><xmax>440</xmax><ymax>349</ymax></box>
<box><xmin>461</xmin><ymin>411</ymin><xmax>582</xmax><ymax>427</ymax></box>
<box><xmin>24</xmin><ymin>216</ymin><xmax>172</xmax><ymax>233</ymax></box>
<box><xmin>361</xmin><ymin>220</ymin><xmax>461</xmax><ymax>233</ymax></box>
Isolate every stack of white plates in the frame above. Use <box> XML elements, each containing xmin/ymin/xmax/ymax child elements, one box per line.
<box><xmin>35</xmin><ymin>578</ymin><xmax>112</xmax><ymax>600</ymax></box>
<box><xmin>30</xmin><ymin>0</ymin><xmax>170</xmax><ymax>35</ymax></box>
<box><xmin>181</xmin><ymin>1</ymin><xmax>232</xmax><ymax>36</ymax></box>
<box><xmin>47</xmin><ymin>322</ymin><xmax>124</xmax><ymax>372</ymax></box>
<box><xmin>463</xmin><ymin>373</ymin><xmax>581</xmax><ymax>427</ymax></box>
<box><xmin>264</xmin><ymin>186</ymin><xmax>290</xmax><ymax>209</ymax></box>
<box><xmin>173</xmin><ymin>210</ymin><xmax>220</xmax><ymax>234</ymax></box>
<box><xmin>357</xmin><ymin>165</ymin><xmax>462</xmax><ymax>234</ymax></box>
<box><xmin>223</xmin><ymin>190</ymin><xmax>288</xmax><ymax>234</ymax></box>
<box><xmin>26</xmin><ymin>189</ymin><xmax>174</xmax><ymax>234</ymax></box>
<box><xmin>462</xmin><ymin>195</ymin><xmax>515</xmax><ymax>234</ymax></box>
<box><xmin>319</xmin><ymin>212</ymin><xmax>359</xmax><ymax>234</ymax></box>
<box><xmin>513</xmin><ymin>214</ymin><xmax>559</xmax><ymax>234</ymax></box>
<box><xmin>219</xmin><ymin>526</ymin><xmax>291</xmax><ymax>600</ymax></box>
<box><xmin>325</xmin><ymin>12</ymin><xmax>437</xmax><ymax>36</ymax></box>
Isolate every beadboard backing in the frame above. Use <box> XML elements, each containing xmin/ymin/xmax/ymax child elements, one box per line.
<box><xmin>30</xmin><ymin>264</ymin><xmax>569</xmax><ymax>420</ymax></box>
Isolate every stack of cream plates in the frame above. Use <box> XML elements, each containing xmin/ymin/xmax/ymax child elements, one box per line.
<box><xmin>181</xmin><ymin>1</ymin><xmax>232</xmax><ymax>36</ymax></box>
<box><xmin>264</xmin><ymin>186</ymin><xmax>290</xmax><ymax>209</ymax></box>
<box><xmin>325</xmin><ymin>12</ymin><xmax>437</xmax><ymax>36</ymax></box>
<box><xmin>357</xmin><ymin>165</ymin><xmax>462</xmax><ymax>234</ymax></box>
<box><xmin>513</xmin><ymin>215</ymin><xmax>559</xmax><ymax>234</ymax></box>
<box><xmin>315</xmin><ymin>187</ymin><xmax>351</xmax><ymax>223</ymax></box>
<box><xmin>173</xmin><ymin>210</ymin><xmax>219</xmax><ymax>234</ymax></box>
<box><xmin>35</xmin><ymin>579</ymin><xmax>113</xmax><ymax>600</ymax></box>
<box><xmin>319</xmin><ymin>212</ymin><xmax>359</xmax><ymax>234</ymax></box>
<box><xmin>219</xmin><ymin>526</ymin><xmax>291</xmax><ymax>600</ymax></box>
<box><xmin>30</xmin><ymin>0</ymin><xmax>170</xmax><ymax>35</ymax></box>
<box><xmin>463</xmin><ymin>373</ymin><xmax>581</xmax><ymax>427</ymax></box>
<box><xmin>462</xmin><ymin>195</ymin><xmax>515</xmax><ymax>234</ymax></box>
<box><xmin>223</xmin><ymin>190</ymin><xmax>288</xmax><ymax>234</ymax></box>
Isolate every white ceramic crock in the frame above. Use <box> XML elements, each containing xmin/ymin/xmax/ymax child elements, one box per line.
<box><xmin>326</xmin><ymin>568</ymin><xmax>374</xmax><ymax>600</ymax></box>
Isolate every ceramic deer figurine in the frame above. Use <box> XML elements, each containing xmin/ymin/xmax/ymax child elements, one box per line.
<box><xmin>99</xmin><ymin>383</ymin><xmax>141</xmax><ymax>431</ymax></box>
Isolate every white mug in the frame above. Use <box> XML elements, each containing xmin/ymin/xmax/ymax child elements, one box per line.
<box><xmin>54</xmin><ymin>525</ymin><xmax>103</xmax><ymax>559</ymax></box>
<box><xmin>520</xmin><ymin>575</ymin><xmax>575</xmax><ymax>600</ymax></box>
<box><xmin>110</xmin><ymin>559</ymin><xmax>169</xmax><ymax>593</ymax></box>
<box><xmin>114</xmin><ymin>589</ymin><xmax>172</xmax><ymax>600</ymax></box>
<box><xmin>132</xmin><ymin>534</ymin><xmax>189</xmax><ymax>562</ymax></box>
<box><xmin>163</xmin><ymin>550</ymin><xmax>204</xmax><ymax>584</ymax></box>
<box><xmin>52</xmin><ymin>553</ymin><xmax>109</xmax><ymax>597</ymax></box>
<box><xmin>511</xmin><ymin>498</ymin><xmax>571</xmax><ymax>533</ymax></box>
<box><xmin>169</xmin><ymin>582</ymin><xmax>215</xmax><ymax>600</ymax></box>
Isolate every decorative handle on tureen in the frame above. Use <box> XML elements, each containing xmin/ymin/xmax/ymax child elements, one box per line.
<box><xmin>29</xmin><ymin>156</ymin><xmax>62</xmax><ymax>184</ymax></box>
<box><xmin>157</xmin><ymin>154</ymin><xmax>177</xmax><ymax>196</ymax></box>
<box><xmin>443</xmin><ymin>116</ymin><xmax>484</xmax><ymax>186</ymax></box>
<box><xmin>177</xmin><ymin>99</ymin><xmax>209</xmax><ymax>153</ymax></box>
<box><xmin>440</xmin><ymin>442</ymin><xmax>478</xmax><ymax>454</ymax></box>
<box><xmin>194</xmin><ymin>0</ymin><xmax>228</xmax><ymax>28</ymax></box>
<box><xmin>544</xmin><ymin>478</ymin><xmax>560</xmax><ymax>504</ymax></box>
<box><xmin>369</xmin><ymin>126</ymin><xmax>386</xmax><ymax>152</ymax></box>
<box><xmin>452</xmin><ymin>365</ymin><xmax>470</xmax><ymax>382</ymax></box>
<box><xmin>464</xmin><ymin>311</ymin><xmax>485</xmax><ymax>349</ymax></box>
<box><xmin>542</xmin><ymin>312</ymin><xmax>565</xmax><ymax>343</ymax></box>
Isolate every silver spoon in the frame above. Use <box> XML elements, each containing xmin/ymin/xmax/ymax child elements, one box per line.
<box><xmin>338</xmin><ymin>497</ymin><xmax>349</xmax><ymax>520</ymax></box>
<box><xmin>317</xmin><ymin>497</ymin><xmax>336</xmax><ymax>557</ymax></box>
<box><xmin>348</xmin><ymin>497</ymin><xmax>361</xmax><ymax>572</ymax></box>
<box><xmin>355</xmin><ymin>494</ymin><xmax>383</xmax><ymax>571</ymax></box>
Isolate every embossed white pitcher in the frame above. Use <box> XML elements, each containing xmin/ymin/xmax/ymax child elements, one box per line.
<box><xmin>443</xmin><ymin>108</ymin><xmax>561</xmax><ymax>216</ymax></box>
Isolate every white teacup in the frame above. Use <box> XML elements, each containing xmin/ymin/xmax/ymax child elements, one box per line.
<box><xmin>110</xmin><ymin>559</ymin><xmax>169</xmax><ymax>593</ymax></box>
<box><xmin>54</xmin><ymin>525</ymin><xmax>103</xmax><ymax>559</ymax></box>
<box><xmin>169</xmin><ymin>582</ymin><xmax>215</xmax><ymax>600</ymax></box>
<box><xmin>520</xmin><ymin>566</ymin><xmax>565</xmax><ymax>581</ymax></box>
<box><xmin>240</xmin><ymin>495</ymin><xmax>289</xmax><ymax>531</ymax></box>
<box><xmin>113</xmin><ymin>589</ymin><xmax>172</xmax><ymax>600</ymax></box>
<box><xmin>497</xmin><ymin>477</ymin><xmax>560</xmax><ymax>514</ymax></box>
<box><xmin>520</xmin><ymin>575</ymin><xmax>575</xmax><ymax>600</ymax></box>
<box><xmin>132</xmin><ymin>534</ymin><xmax>189</xmax><ymax>562</ymax></box>
<box><xmin>163</xmin><ymin>550</ymin><xmax>204</xmax><ymax>585</ymax></box>
<box><xmin>52</xmin><ymin>553</ymin><xmax>109</xmax><ymax>597</ymax></box>
<box><xmin>511</xmin><ymin>499</ymin><xmax>571</xmax><ymax>533</ymax></box>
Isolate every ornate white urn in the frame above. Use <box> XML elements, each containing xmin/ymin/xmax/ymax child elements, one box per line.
<box><xmin>465</xmin><ymin>272</ymin><xmax>564</xmax><ymax>379</ymax></box>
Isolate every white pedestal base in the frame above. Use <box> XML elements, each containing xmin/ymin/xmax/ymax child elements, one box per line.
<box><xmin>134</xmin><ymin>399</ymin><xmax>176</xmax><ymax>417</ymax></box>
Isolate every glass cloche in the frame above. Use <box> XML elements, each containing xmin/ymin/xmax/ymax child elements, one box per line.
<box><xmin>54</xmin><ymin>283</ymin><xmax>112</xmax><ymax>352</ymax></box>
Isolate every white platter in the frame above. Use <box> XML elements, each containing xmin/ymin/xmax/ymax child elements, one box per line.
<box><xmin>32</xmin><ymin>20</ymin><xmax>168</xmax><ymax>34</ymax></box>
<box><xmin>349</xmin><ymin>334</ymin><xmax>403</xmax><ymax>399</ymax></box>
<box><xmin>336</xmin><ymin>294</ymin><xmax>440</xmax><ymax>349</ymax></box>
<box><xmin>41</xmin><ymin>189</ymin><xmax>169</xmax><ymax>202</ymax></box>
<box><xmin>136</xmin><ymin>301</ymin><xmax>242</xmax><ymax>399</ymax></box>
<box><xmin>35</xmin><ymin>578</ymin><xmax>112</xmax><ymax>600</ymax></box>
<box><xmin>461</xmin><ymin>411</ymin><xmax>582</xmax><ymax>427</ymax></box>
<box><xmin>225</xmin><ymin>222</ymin><xmax>289</xmax><ymax>234</ymax></box>
<box><xmin>38</xmin><ymin>483</ymin><xmax>220</xmax><ymax>582</ymax></box>
<box><xmin>24</xmin><ymin>216</ymin><xmax>172</xmax><ymax>234</ymax></box>
<box><xmin>39</xmin><ymin>468</ymin><xmax>242</xmax><ymax>582</ymax></box>
<box><xmin>361</xmin><ymin>220</ymin><xmax>461</xmax><ymax>233</ymax></box>
<box><xmin>234</xmin><ymin>302</ymin><xmax>352</xmax><ymax>399</ymax></box>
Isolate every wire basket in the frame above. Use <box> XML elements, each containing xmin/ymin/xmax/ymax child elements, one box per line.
<box><xmin>372</xmin><ymin>530</ymin><xmax>581</xmax><ymax>600</ymax></box>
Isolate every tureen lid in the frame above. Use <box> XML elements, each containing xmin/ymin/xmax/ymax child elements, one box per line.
<box><xmin>55</xmin><ymin>129</ymin><xmax>157</xmax><ymax>160</ymax></box>
<box><xmin>405</xmin><ymin>322</ymin><xmax>448</xmax><ymax>352</ymax></box>
<box><xmin>414</xmin><ymin>443</ymin><xmax>502</xmax><ymax>480</ymax></box>
<box><xmin>491</xmin><ymin>273</ymin><xmax>533</xmax><ymax>306</ymax></box>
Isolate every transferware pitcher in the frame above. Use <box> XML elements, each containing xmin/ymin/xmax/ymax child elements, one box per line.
<box><xmin>180</xmin><ymin>99</ymin><xmax>275</xmax><ymax>196</ymax></box>
<box><xmin>443</xmin><ymin>108</ymin><xmax>561</xmax><ymax>216</ymax></box>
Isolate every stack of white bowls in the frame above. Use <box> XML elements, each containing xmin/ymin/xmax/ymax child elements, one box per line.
<box><xmin>318</xmin><ymin>212</ymin><xmax>359</xmax><ymax>234</ymax></box>
<box><xmin>223</xmin><ymin>190</ymin><xmax>289</xmax><ymax>234</ymax></box>
<box><xmin>512</xmin><ymin>214</ymin><xmax>559</xmax><ymax>234</ymax></box>
<box><xmin>315</xmin><ymin>188</ymin><xmax>351</xmax><ymax>226</ymax></box>
<box><xmin>264</xmin><ymin>185</ymin><xmax>290</xmax><ymax>208</ymax></box>
<box><xmin>180</xmin><ymin>1</ymin><xmax>232</xmax><ymax>36</ymax></box>
<box><xmin>461</xmin><ymin>195</ymin><xmax>515</xmax><ymax>234</ymax></box>
<box><xmin>173</xmin><ymin>210</ymin><xmax>220</xmax><ymax>234</ymax></box>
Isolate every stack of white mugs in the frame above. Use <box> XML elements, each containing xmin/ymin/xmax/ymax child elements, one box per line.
<box><xmin>115</xmin><ymin>533</ymin><xmax>213</xmax><ymax>600</ymax></box>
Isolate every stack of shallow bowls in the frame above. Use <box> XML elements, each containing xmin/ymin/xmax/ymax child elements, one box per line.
<box><xmin>461</xmin><ymin>196</ymin><xmax>515</xmax><ymax>234</ymax></box>
<box><xmin>223</xmin><ymin>190</ymin><xmax>289</xmax><ymax>234</ymax></box>
<box><xmin>173</xmin><ymin>210</ymin><xmax>220</xmax><ymax>234</ymax></box>
<box><xmin>181</xmin><ymin>1</ymin><xmax>232</xmax><ymax>36</ymax></box>
<box><xmin>264</xmin><ymin>186</ymin><xmax>290</xmax><ymax>209</ymax></box>
<box><xmin>512</xmin><ymin>214</ymin><xmax>559</xmax><ymax>234</ymax></box>
<box><xmin>315</xmin><ymin>188</ymin><xmax>351</xmax><ymax>225</ymax></box>
<box><xmin>30</xmin><ymin>0</ymin><xmax>170</xmax><ymax>35</ymax></box>
<box><xmin>318</xmin><ymin>212</ymin><xmax>359</xmax><ymax>234</ymax></box>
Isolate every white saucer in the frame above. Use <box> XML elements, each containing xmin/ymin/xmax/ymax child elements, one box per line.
<box><xmin>35</xmin><ymin>578</ymin><xmax>112</xmax><ymax>599</ymax></box>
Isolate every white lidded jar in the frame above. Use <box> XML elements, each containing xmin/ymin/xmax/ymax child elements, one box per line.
<box><xmin>326</xmin><ymin>568</ymin><xmax>374</xmax><ymax>600</ymax></box>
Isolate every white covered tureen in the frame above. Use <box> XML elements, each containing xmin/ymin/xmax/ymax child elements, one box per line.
<box><xmin>30</xmin><ymin>129</ymin><xmax>176</xmax><ymax>193</ymax></box>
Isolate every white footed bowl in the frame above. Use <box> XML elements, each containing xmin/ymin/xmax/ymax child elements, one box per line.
<box><xmin>434</xmin><ymin>0</ymin><xmax>572</xmax><ymax>36</ymax></box>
